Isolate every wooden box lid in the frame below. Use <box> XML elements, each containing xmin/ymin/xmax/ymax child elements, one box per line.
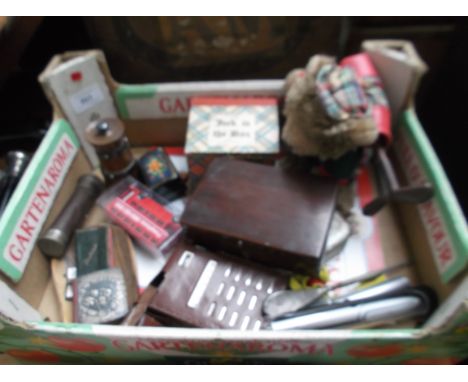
<box><xmin>181</xmin><ymin>158</ymin><xmax>338</xmax><ymax>273</ymax></box>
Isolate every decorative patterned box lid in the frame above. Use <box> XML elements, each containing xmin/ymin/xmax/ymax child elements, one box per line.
<box><xmin>185</xmin><ymin>97</ymin><xmax>280</xmax><ymax>154</ymax></box>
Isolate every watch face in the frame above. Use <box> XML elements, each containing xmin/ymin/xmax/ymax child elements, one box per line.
<box><xmin>76</xmin><ymin>268</ymin><xmax>129</xmax><ymax>324</ymax></box>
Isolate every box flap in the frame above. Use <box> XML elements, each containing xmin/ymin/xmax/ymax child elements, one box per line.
<box><xmin>0</xmin><ymin>120</ymin><xmax>80</xmax><ymax>282</ymax></box>
<box><xmin>424</xmin><ymin>275</ymin><xmax>468</xmax><ymax>333</ymax></box>
<box><xmin>39</xmin><ymin>50</ymin><xmax>118</xmax><ymax>166</ymax></box>
<box><xmin>394</xmin><ymin>110</ymin><xmax>468</xmax><ymax>283</ymax></box>
<box><xmin>362</xmin><ymin>39</ymin><xmax>427</xmax><ymax>121</ymax></box>
<box><xmin>0</xmin><ymin>280</ymin><xmax>42</xmax><ymax>322</ymax></box>
<box><xmin>115</xmin><ymin>80</ymin><xmax>284</xmax><ymax>120</ymax></box>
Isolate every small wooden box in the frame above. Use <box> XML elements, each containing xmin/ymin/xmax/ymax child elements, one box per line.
<box><xmin>181</xmin><ymin>158</ymin><xmax>338</xmax><ymax>275</ymax></box>
<box><xmin>184</xmin><ymin>97</ymin><xmax>280</xmax><ymax>192</ymax></box>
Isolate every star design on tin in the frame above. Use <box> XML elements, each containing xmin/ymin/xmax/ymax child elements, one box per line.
<box><xmin>147</xmin><ymin>159</ymin><xmax>165</xmax><ymax>175</ymax></box>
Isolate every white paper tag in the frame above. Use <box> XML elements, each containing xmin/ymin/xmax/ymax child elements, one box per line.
<box><xmin>207</xmin><ymin>112</ymin><xmax>256</xmax><ymax>148</ymax></box>
<box><xmin>134</xmin><ymin>244</ymin><xmax>167</xmax><ymax>289</ymax></box>
<box><xmin>0</xmin><ymin>281</ymin><xmax>43</xmax><ymax>322</ymax></box>
<box><xmin>69</xmin><ymin>84</ymin><xmax>105</xmax><ymax>114</ymax></box>
<box><xmin>168</xmin><ymin>154</ymin><xmax>189</xmax><ymax>175</ymax></box>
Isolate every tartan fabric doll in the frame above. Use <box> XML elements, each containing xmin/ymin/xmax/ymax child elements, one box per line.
<box><xmin>282</xmin><ymin>53</ymin><xmax>389</xmax><ymax>179</ymax></box>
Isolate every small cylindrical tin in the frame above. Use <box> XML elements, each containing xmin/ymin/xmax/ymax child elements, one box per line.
<box><xmin>85</xmin><ymin>118</ymin><xmax>140</xmax><ymax>184</ymax></box>
<box><xmin>38</xmin><ymin>174</ymin><xmax>105</xmax><ymax>258</ymax></box>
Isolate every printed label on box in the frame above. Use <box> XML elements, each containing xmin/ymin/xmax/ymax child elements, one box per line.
<box><xmin>207</xmin><ymin>112</ymin><xmax>257</xmax><ymax>147</ymax></box>
<box><xmin>395</xmin><ymin>126</ymin><xmax>465</xmax><ymax>282</ymax></box>
<box><xmin>0</xmin><ymin>121</ymin><xmax>79</xmax><ymax>281</ymax></box>
<box><xmin>185</xmin><ymin>99</ymin><xmax>280</xmax><ymax>154</ymax></box>
<box><xmin>4</xmin><ymin>136</ymin><xmax>77</xmax><ymax>273</ymax></box>
<box><xmin>116</xmin><ymin>80</ymin><xmax>284</xmax><ymax>120</ymax></box>
<box><xmin>69</xmin><ymin>84</ymin><xmax>105</xmax><ymax>114</ymax></box>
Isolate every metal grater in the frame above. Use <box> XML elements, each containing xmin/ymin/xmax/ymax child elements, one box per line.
<box><xmin>147</xmin><ymin>244</ymin><xmax>288</xmax><ymax>330</ymax></box>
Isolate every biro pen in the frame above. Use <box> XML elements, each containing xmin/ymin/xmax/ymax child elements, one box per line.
<box><xmin>268</xmin><ymin>287</ymin><xmax>435</xmax><ymax>331</ymax></box>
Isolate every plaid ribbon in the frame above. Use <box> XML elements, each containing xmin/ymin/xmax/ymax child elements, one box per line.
<box><xmin>315</xmin><ymin>64</ymin><xmax>388</xmax><ymax>121</ymax></box>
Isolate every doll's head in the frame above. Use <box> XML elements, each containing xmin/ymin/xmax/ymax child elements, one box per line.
<box><xmin>282</xmin><ymin>55</ymin><xmax>379</xmax><ymax>160</ymax></box>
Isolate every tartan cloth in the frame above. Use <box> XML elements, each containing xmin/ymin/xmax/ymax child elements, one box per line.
<box><xmin>186</xmin><ymin>154</ymin><xmax>216</xmax><ymax>193</ymax></box>
<box><xmin>315</xmin><ymin>64</ymin><xmax>388</xmax><ymax>121</ymax></box>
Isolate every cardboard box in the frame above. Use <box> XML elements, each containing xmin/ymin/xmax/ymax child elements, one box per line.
<box><xmin>0</xmin><ymin>41</ymin><xmax>467</xmax><ymax>364</ymax></box>
<box><xmin>185</xmin><ymin>97</ymin><xmax>280</xmax><ymax>155</ymax></box>
<box><xmin>38</xmin><ymin>51</ymin><xmax>119</xmax><ymax>166</ymax></box>
<box><xmin>184</xmin><ymin>96</ymin><xmax>280</xmax><ymax>190</ymax></box>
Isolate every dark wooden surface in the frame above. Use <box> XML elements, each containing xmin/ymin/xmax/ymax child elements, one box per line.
<box><xmin>147</xmin><ymin>243</ymin><xmax>288</xmax><ymax>329</ymax></box>
<box><xmin>181</xmin><ymin>158</ymin><xmax>337</xmax><ymax>274</ymax></box>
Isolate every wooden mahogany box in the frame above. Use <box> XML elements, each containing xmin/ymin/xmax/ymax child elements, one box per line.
<box><xmin>180</xmin><ymin>158</ymin><xmax>338</xmax><ymax>275</ymax></box>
